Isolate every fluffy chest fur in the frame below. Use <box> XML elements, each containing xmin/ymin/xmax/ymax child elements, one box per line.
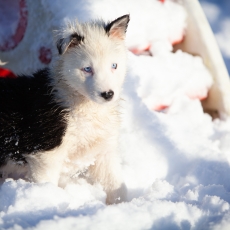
<box><xmin>60</xmin><ymin>98</ymin><xmax>120</xmax><ymax>176</ymax></box>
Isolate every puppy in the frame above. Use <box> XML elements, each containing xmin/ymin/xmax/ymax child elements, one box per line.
<box><xmin>0</xmin><ymin>15</ymin><xmax>130</xmax><ymax>204</ymax></box>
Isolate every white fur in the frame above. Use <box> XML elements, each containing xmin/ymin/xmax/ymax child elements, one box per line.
<box><xmin>2</xmin><ymin>17</ymin><xmax>129</xmax><ymax>204</ymax></box>
<box><xmin>53</xmin><ymin>19</ymin><xmax>128</xmax><ymax>105</ymax></box>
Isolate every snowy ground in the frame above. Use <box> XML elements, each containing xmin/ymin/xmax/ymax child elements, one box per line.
<box><xmin>1</xmin><ymin>0</ymin><xmax>230</xmax><ymax>229</ymax></box>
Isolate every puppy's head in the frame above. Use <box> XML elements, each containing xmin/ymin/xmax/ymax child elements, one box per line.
<box><xmin>55</xmin><ymin>15</ymin><xmax>130</xmax><ymax>104</ymax></box>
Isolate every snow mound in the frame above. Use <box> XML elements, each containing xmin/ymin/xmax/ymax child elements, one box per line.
<box><xmin>1</xmin><ymin>54</ymin><xmax>230</xmax><ymax>229</ymax></box>
<box><xmin>128</xmin><ymin>50</ymin><xmax>213</xmax><ymax>111</ymax></box>
<box><xmin>41</xmin><ymin>0</ymin><xmax>186</xmax><ymax>51</ymax></box>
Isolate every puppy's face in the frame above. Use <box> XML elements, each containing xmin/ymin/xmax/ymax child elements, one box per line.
<box><xmin>56</xmin><ymin>15</ymin><xmax>129</xmax><ymax>104</ymax></box>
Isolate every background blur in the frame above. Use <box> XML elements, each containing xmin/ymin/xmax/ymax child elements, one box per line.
<box><xmin>200</xmin><ymin>0</ymin><xmax>230</xmax><ymax>74</ymax></box>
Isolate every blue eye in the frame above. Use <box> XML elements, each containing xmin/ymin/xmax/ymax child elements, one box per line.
<box><xmin>83</xmin><ymin>66</ymin><xmax>92</xmax><ymax>73</ymax></box>
<box><xmin>112</xmin><ymin>63</ymin><xmax>117</xmax><ymax>69</ymax></box>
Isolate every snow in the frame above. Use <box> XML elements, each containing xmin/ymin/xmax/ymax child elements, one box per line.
<box><xmin>41</xmin><ymin>0</ymin><xmax>186</xmax><ymax>51</ymax></box>
<box><xmin>1</xmin><ymin>0</ymin><xmax>230</xmax><ymax>229</ymax></box>
<box><xmin>128</xmin><ymin>51</ymin><xmax>212</xmax><ymax>110</ymax></box>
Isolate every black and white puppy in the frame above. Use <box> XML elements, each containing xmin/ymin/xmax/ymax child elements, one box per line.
<box><xmin>0</xmin><ymin>15</ymin><xmax>130</xmax><ymax>204</ymax></box>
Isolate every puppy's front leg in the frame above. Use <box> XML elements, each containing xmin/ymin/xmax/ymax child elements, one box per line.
<box><xmin>25</xmin><ymin>149</ymin><xmax>65</xmax><ymax>185</ymax></box>
<box><xmin>89</xmin><ymin>148</ymin><xmax>127</xmax><ymax>204</ymax></box>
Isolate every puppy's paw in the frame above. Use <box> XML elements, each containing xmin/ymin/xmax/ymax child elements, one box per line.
<box><xmin>106</xmin><ymin>183</ymin><xmax>127</xmax><ymax>205</ymax></box>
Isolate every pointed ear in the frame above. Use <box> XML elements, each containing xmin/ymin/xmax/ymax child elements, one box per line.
<box><xmin>56</xmin><ymin>33</ymin><xmax>84</xmax><ymax>55</ymax></box>
<box><xmin>105</xmin><ymin>14</ymin><xmax>130</xmax><ymax>39</ymax></box>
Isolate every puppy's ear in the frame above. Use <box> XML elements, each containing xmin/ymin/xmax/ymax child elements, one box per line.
<box><xmin>105</xmin><ymin>14</ymin><xmax>130</xmax><ymax>39</ymax></box>
<box><xmin>56</xmin><ymin>33</ymin><xmax>84</xmax><ymax>55</ymax></box>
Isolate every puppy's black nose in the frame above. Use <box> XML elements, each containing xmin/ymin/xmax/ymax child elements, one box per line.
<box><xmin>101</xmin><ymin>90</ymin><xmax>114</xmax><ymax>101</ymax></box>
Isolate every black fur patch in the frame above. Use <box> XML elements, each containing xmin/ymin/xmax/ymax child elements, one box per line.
<box><xmin>56</xmin><ymin>38</ymin><xmax>66</xmax><ymax>55</ymax></box>
<box><xmin>0</xmin><ymin>68</ymin><xmax>68</xmax><ymax>166</ymax></box>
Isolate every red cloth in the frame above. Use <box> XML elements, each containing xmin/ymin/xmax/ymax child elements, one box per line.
<box><xmin>0</xmin><ymin>67</ymin><xmax>17</xmax><ymax>78</ymax></box>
